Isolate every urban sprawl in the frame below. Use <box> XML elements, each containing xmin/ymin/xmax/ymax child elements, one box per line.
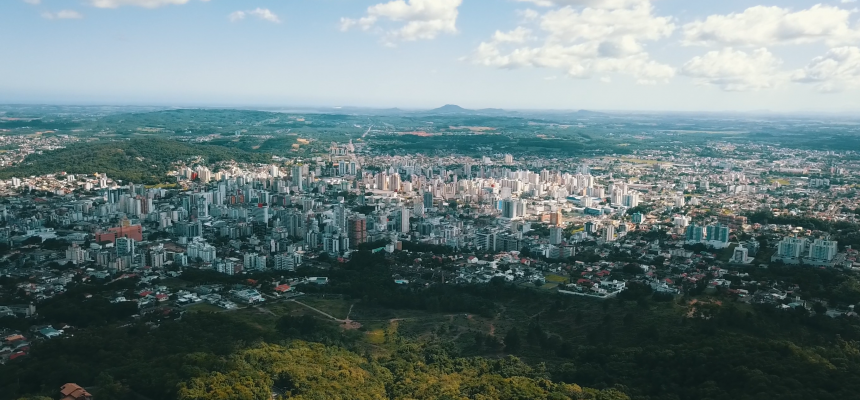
<box><xmin>2</xmin><ymin>138</ymin><xmax>858</xmax><ymax>364</ymax></box>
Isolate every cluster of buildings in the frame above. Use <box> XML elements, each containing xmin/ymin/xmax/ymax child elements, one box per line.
<box><xmin>0</xmin><ymin>137</ymin><xmax>859</xmax><ymax>346</ymax></box>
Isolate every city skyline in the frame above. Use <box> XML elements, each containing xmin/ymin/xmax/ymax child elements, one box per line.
<box><xmin>2</xmin><ymin>0</ymin><xmax>860</xmax><ymax>112</ymax></box>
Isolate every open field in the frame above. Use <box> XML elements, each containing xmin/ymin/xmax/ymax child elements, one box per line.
<box><xmin>185</xmin><ymin>303</ymin><xmax>223</xmax><ymax>313</ymax></box>
<box><xmin>298</xmin><ymin>296</ymin><xmax>354</xmax><ymax>320</ymax></box>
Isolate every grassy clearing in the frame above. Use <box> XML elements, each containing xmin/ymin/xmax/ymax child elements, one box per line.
<box><xmin>267</xmin><ymin>302</ymin><xmax>306</xmax><ymax>317</ymax></box>
<box><xmin>185</xmin><ymin>303</ymin><xmax>223</xmax><ymax>313</ymax></box>
<box><xmin>299</xmin><ymin>297</ymin><xmax>353</xmax><ymax>320</ymax></box>
<box><xmin>229</xmin><ymin>307</ymin><xmax>279</xmax><ymax>332</ymax></box>
<box><xmin>545</xmin><ymin>274</ymin><xmax>568</xmax><ymax>284</ymax></box>
<box><xmin>159</xmin><ymin>278</ymin><xmax>188</xmax><ymax>290</ymax></box>
<box><xmin>365</xmin><ymin>329</ymin><xmax>386</xmax><ymax>344</ymax></box>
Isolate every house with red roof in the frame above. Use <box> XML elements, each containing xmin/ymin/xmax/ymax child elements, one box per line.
<box><xmin>60</xmin><ymin>383</ymin><xmax>92</xmax><ymax>400</ymax></box>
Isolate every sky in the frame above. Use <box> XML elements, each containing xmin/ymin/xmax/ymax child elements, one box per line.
<box><xmin>2</xmin><ymin>0</ymin><xmax>860</xmax><ymax>112</ymax></box>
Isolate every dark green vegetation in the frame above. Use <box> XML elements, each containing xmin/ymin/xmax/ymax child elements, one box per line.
<box><xmin>176</xmin><ymin>341</ymin><xmax>625</xmax><ymax>400</ymax></box>
<box><xmin>3</xmin><ymin>107</ymin><xmax>860</xmax><ymax>178</ymax></box>
<box><xmin>1</xmin><ymin>304</ymin><xmax>623</xmax><ymax>400</ymax></box>
<box><xmin>0</xmin><ymin>138</ymin><xmax>270</xmax><ymax>184</ymax></box>
<box><xmin>7</xmin><ymin>251</ymin><xmax>860</xmax><ymax>400</ymax></box>
<box><xmin>747</xmin><ymin>211</ymin><xmax>860</xmax><ymax>251</ymax></box>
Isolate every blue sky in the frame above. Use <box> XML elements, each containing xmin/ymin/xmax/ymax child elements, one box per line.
<box><xmin>1</xmin><ymin>0</ymin><xmax>859</xmax><ymax>112</ymax></box>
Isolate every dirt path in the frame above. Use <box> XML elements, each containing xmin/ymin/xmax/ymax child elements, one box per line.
<box><xmin>255</xmin><ymin>306</ymin><xmax>276</xmax><ymax>317</ymax></box>
<box><xmin>289</xmin><ymin>300</ymin><xmax>341</xmax><ymax>322</ymax></box>
<box><xmin>345</xmin><ymin>303</ymin><xmax>355</xmax><ymax>321</ymax></box>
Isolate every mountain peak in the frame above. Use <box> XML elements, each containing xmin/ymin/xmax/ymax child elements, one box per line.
<box><xmin>429</xmin><ymin>104</ymin><xmax>469</xmax><ymax>113</ymax></box>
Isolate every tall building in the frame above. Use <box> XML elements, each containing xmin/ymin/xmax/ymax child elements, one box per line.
<box><xmin>501</xmin><ymin>199</ymin><xmax>516</xmax><ymax>219</ymax></box>
<box><xmin>333</xmin><ymin>204</ymin><xmax>348</xmax><ymax>231</ymax></box>
<box><xmin>291</xmin><ymin>165</ymin><xmax>304</xmax><ymax>191</ymax></box>
<box><xmin>187</xmin><ymin>239</ymin><xmax>217</xmax><ymax>263</ymax></box>
<box><xmin>376</xmin><ymin>172</ymin><xmax>388</xmax><ymax>191</ymax></box>
<box><xmin>174</xmin><ymin>220</ymin><xmax>203</xmax><ymax>238</ymax></box>
<box><xmin>389</xmin><ymin>173</ymin><xmax>401</xmax><ymax>192</ymax></box>
<box><xmin>243</xmin><ymin>253</ymin><xmax>267</xmax><ymax>271</ymax></box>
<box><xmin>274</xmin><ymin>253</ymin><xmax>301</xmax><ymax>271</ymax></box>
<box><xmin>706</xmin><ymin>224</ymin><xmax>730</xmax><ymax>248</ymax></box>
<box><xmin>423</xmin><ymin>191</ymin><xmax>433</xmax><ymax>209</ymax></box>
<box><xmin>584</xmin><ymin>221</ymin><xmax>596</xmax><ymax>234</ymax></box>
<box><xmin>808</xmin><ymin>239</ymin><xmax>838</xmax><ymax>262</ymax></box>
<box><xmin>400</xmin><ymin>206</ymin><xmax>411</xmax><ymax>233</ymax></box>
<box><xmin>549</xmin><ymin>209</ymin><xmax>563</xmax><ymax>226</ymax></box>
<box><xmin>632</xmin><ymin>212</ymin><xmax>644</xmax><ymax>224</ymax></box>
<box><xmin>732</xmin><ymin>245</ymin><xmax>752</xmax><ymax>264</ymax></box>
<box><xmin>549</xmin><ymin>227</ymin><xmax>564</xmax><ymax>245</ymax></box>
<box><xmin>194</xmin><ymin>194</ymin><xmax>209</xmax><ymax>219</ymax></box>
<box><xmin>603</xmin><ymin>224</ymin><xmax>616</xmax><ymax>242</ymax></box>
<box><xmin>196</xmin><ymin>166</ymin><xmax>212</xmax><ymax>183</ymax></box>
<box><xmin>685</xmin><ymin>224</ymin><xmax>705</xmax><ymax>243</ymax></box>
<box><xmin>622</xmin><ymin>192</ymin><xmax>640</xmax><ymax>208</ymax></box>
<box><xmin>476</xmin><ymin>231</ymin><xmax>497</xmax><ymax>251</ymax></box>
<box><xmin>777</xmin><ymin>237</ymin><xmax>807</xmax><ymax>259</ymax></box>
<box><xmin>65</xmin><ymin>244</ymin><xmax>88</xmax><ymax>265</ymax></box>
<box><xmin>116</xmin><ymin>237</ymin><xmax>135</xmax><ymax>258</ymax></box>
<box><xmin>348</xmin><ymin>215</ymin><xmax>367</xmax><ymax>248</ymax></box>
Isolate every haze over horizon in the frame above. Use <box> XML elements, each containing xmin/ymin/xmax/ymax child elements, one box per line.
<box><xmin>3</xmin><ymin>0</ymin><xmax>860</xmax><ymax>112</ymax></box>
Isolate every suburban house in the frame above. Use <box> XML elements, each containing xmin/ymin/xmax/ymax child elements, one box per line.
<box><xmin>60</xmin><ymin>383</ymin><xmax>92</xmax><ymax>400</ymax></box>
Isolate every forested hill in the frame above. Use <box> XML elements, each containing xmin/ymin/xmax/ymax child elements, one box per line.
<box><xmin>175</xmin><ymin>341</ymin><xmax>627</xmax><ymax>400</ymax></box>
<box><xmin>0</xmin><ymin>138</ymin><xmax>272</xmax><ymax>184</ymax></box>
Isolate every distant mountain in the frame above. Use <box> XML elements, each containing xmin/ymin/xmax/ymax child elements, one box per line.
<box><xmin>428</xmin><ymin>104</ymin><xmax>470</xmax><ymax>114</ymax></box>
<box><xmin>574</xmin><ymin>109</ymin><xmax>604</xmax><ymax>115</ymax></box>
<box><xmin>476</xmin><ymin>108</ymin><xmax>512</xmax><ymax>115</ymax></box>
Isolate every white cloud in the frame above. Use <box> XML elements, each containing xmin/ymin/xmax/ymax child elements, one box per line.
<box><xmin>515</xmin><ymin>0</ymin><xmax>649</xmax><ymax>8</ymax></box>
<box><xmin>681</xmin><ymin>48</ymin><xmax>784</xmax><ymax>91</ymax></box>
<box><xmin>792</xmin><ymin>47</ymin><xmax>860</xmax><ymax>92</ymax></box>
<box><xmin>42</xmin><ymin>10</ymin><xmax>85</xmax><ymax>20</ymax></box>
<box><xmin>518</xmin><ymin>9</ymin><xmax>540</xmax><ymax>21</ymax></box>
<box><xmin>229</xmin><ymin>11</ymin><xmax>246</xmax><ymax>22</ymax></box>
<box><xmin>23</xmin><ymin>0</ymin><xmax>41</xmax><ymax>5</ymax></box>
<box><xmin>492</xmin><ymin>27</ymin><xmax>533</xmax><ymax>43</ymax></box>
<box><xmin>340</xmin><ymin>0</ymin><xmax>462</xmax><ymax>44</ymax></box>
<box><xmin>683</xmin><ymin>5</ymin><xmax>860</xmax><ymax>47</ymax></box>
<box><xmin>470</xmin><ymin>1</ymin><xmax>675</xmax><ymax>84</ymax></box>
<box><xmin>229</xmin><ymin>8</ymin><xmax>281</xmax><ymax>23</ymax></box>
<box><xmin>88</xmin><ymin>0</ymin><xmax>191</xmax><ymax>9</ymax></box>
<box><xmin>248</xmin><ymin>8</ymin><xmax>280</xmax><ymax>23</ymax></box>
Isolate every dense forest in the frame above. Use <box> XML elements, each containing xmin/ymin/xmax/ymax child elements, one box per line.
<box><xmin>0</xmin><ymin>138</ymin><xmax>272</xmax><ymax>184</ymax></box>
<box><xmin>2</xmin><ymin>311</ymin><xmax>624</xmax><ymax>400</ymax></box>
